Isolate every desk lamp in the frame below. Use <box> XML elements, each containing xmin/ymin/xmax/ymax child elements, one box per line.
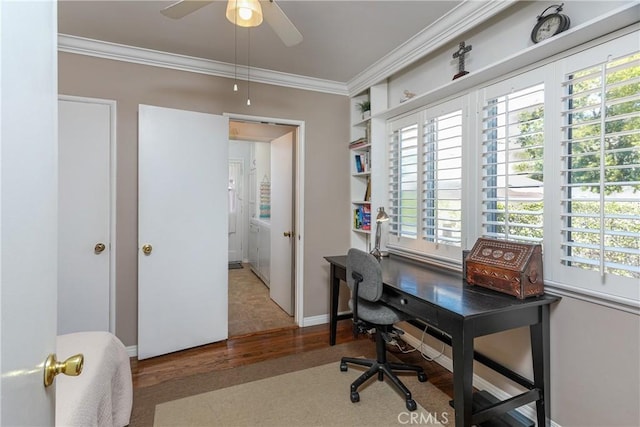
<box><xmin>370</xmin><ymin>207</ymin><xmax>389</xmax><ymax>259</ymax></box>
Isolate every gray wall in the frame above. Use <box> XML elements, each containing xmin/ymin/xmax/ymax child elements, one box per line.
<box><xmin>59</xmin><ymin>52</ymin><xmax>351</xmax><ymax>347</ymax></box>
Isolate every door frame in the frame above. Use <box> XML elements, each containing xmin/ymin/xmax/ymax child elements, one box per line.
<box><xmin>58</xmin><ymin>94</ymin><xmax>118</xmax><ymax>333</ymax></box>
<box><xmin>224</xmin><ymin>113</ymin><xmax>305</xmax><ymax>327</ymax></box>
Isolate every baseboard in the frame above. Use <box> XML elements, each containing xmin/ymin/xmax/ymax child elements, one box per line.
<box><xmin>399</xmin><ymin>332</ymin><xmax>562</xmax><ymax>427</ymax></box>
<box><xmin>125</xmin><ymin>345</ymin><xmax>137</xmax><ymax>358</ymax></box>
<box><xmin>301</xmin><ymin>310</ymin><xmax>352</xmax><ymax>327</ymax></box>
<box><xmin>301</xmin><ymin>314</ymin><xmax>329</xmax><ymax>327</ymax></box>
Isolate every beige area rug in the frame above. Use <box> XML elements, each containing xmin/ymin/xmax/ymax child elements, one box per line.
<box><xmin>130</xmin><ymin>341</ymin><xmax>454</xmax><ymax>426</ymax></box>
<box><xmin>154</xmin><ymin>360</ymin><xmax>453</xmax><ymax>426</ymax></box>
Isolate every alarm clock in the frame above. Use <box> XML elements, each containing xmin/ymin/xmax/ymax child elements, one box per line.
<box><xmin>531</xmin><ymin>3</ymin><xmax>570</xmax><ymax>44</ymax></box>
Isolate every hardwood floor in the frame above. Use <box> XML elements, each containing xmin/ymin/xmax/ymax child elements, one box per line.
<box><xmin>130</xmin><ymin>321</ymin><xmax>455</xmax><ymax>399</ymax></box>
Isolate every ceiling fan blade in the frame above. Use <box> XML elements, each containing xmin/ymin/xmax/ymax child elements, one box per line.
<box><xmin>259</xmin><ymin>0</ymin><xmax>303</xmax><ymax>47</ymax></box>
<box><xmin>160</xmin><ymin>0</ymin><xmax>213</xmax><ymax>19</ymax></box>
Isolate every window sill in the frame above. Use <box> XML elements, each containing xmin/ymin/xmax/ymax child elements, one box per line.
<box><xmin>544</xmin><ymin>281</ymin><xmax>639</xmax><ymax>316</ymax></box>
<box><xmin>387</xmin><ymin>245</ymin><xmax>462</xmax><ymax>273</ymax></box>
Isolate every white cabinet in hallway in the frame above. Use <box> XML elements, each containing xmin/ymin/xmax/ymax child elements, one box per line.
<box><xmin>249</xmin><ymin>218</ymin><xmax>270</xmax><ymax>287</ymax></box>
<box><xmin>248</xmin><ymin>222</ymin><xmax>259</xmax><ymax>269</ymax></box>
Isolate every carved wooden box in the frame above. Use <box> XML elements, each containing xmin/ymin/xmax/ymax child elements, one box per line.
<box><xmin>465</xmin><ymin>238</ymin><xmax>544</xmax><ymax>299</ymax></box>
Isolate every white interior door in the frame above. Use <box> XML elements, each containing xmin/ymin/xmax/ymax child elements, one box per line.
<box><xmin>228</xmin><ymin>159</ymin><xmax>244</xmax><ymax>263</ymax></box>
<box><xmin>1</xmin><ymin>0</ymin><xmax>58</xmax><ymax>424</ymax></box>
<box><xmin>269</xmin><ymin>132</ymin><xmax>294</xmax><ymax>315</ymax></box>
<box><xmin>58</xmin><ymin>97</ymin><xmax>113</xmax><ymax>334</ymax></box>
<box><xmin>138</xmin><ymin>104</ymin><xmax>229</xmax><ymax>360</ymax></box>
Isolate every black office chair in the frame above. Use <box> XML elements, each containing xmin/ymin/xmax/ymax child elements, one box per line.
<box><xmin>340</xmin><ymin>248</ymin><xmax>427</xmax><ymax>411</ymax></box>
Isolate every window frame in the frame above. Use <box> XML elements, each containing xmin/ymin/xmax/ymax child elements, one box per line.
<box><xmin>387</xmin><ymin>97</ymin><xmax>467</xmax><ymax>267</ymax></box>
<box><xmin>382</xmin><ymin>31</ymin><xmax>639</xmax><ymax>308</ymax></box>
<box><xmin>546</xmin><ymin>32</ymin><xmax>640</xmax><ymax>304</ymax></box>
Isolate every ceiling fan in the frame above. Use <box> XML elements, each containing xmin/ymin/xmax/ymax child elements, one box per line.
<box><xmin>161</xmin><ymin>0</ymin><xmax>303</xmax><ymax>47</ymax></box>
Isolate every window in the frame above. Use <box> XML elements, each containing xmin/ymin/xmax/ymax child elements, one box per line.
<box><xmin>388</xmin><ymin>99</ymin><xmax>463</xmax><ymax>263</ymax></box>
<box><xmin>422</xmin><ymin>110</ymin><xmax>463</xmax><ymax>246</ymax></box>
<box><xmin>482</xmin><ymin>84</ymin><xmax>545</xmax><ymax>244</ymax></box>
<box><xmin>560</xmin><ymin>52</ymin><xmax>640</xmax><ymax>280</ymax></box>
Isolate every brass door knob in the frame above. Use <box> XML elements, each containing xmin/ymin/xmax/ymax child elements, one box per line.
<box><xmin>94</xmin><ymin>243</ymin><xmax>106</xmax><ymax>254</ymax></box>
<box><xmin>44</xmin><ymin>353</ymin><xmax>84</xmax><ymax>387</ymax></box>
<box><xmin>142</xmin><ymin>244</ymin><xmax>153</xmax><ymax>255</ymax></box>
<box><xmin>283</xmin><ymin>231</ymin><xmax>293</xmax><ymax>238</ymax></box>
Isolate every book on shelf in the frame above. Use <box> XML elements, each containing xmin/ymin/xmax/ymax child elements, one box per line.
<box><xmin>354</xmin><ymin>152</ymin><xmax>370</xmax><ymax>173</ymax></box>
<box><xmin>363</xmin><ymin>177</ymin><xmax>371</xmax><ymax>201</ymax></box>
<box><xmin>353</xmin><ymin>204</ymin><xmax>371</xmax><ymax>231</ymax></box>
<box><xmin>362</xmin><ymin>205</ymin><xmax>371</xmax><ymax>230</ymax></box>
<box><xmin>349</xmin><ymin>137</ymin><xmax>368</xmax><ymax>149</ymax></box>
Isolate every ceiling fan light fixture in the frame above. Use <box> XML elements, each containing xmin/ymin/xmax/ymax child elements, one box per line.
<box><xmin>226</xmin><ymin>0</ymin><xmax>263</xmax><ymax>28</ymax></box>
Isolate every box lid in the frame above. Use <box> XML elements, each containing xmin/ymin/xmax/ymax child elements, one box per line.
<box><xmin>466</xmin><ymin>237</ymin><xmax>539</xmax><ymax>272</ymax></box>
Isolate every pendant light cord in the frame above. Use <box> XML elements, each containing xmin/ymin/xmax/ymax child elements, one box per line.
<box><xmin>247</xmin><ymin>27</ymin><xmax>251</xmax><ymax>105</ymax></box>
<box><xmin>233</xmin><ymin>0</ymin><xmax>238</xmax><ymax>91</ymax></box>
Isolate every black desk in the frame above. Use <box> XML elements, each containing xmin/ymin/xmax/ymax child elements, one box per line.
<box><xmin>325</xmin><ymin>254</ymin><xmax>559</xmax><ymax>427</ymax></box>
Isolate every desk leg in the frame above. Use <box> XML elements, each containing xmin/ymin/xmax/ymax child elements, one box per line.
<box><xmin>452</xmin><ymin>323</ymin><xmax>474</xmax><ymax>427</ymax></box>
<box><xmin>329</xmin><ymin>263</ymin><xmax>340</xmax><ymax>346</ymax></box>
<box><xmin>530</xmin><ymin>305</ymin><xmax>551</xmax><ymax>427</ymax></box>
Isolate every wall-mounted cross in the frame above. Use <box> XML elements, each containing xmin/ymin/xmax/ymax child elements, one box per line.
<box><xmin>452</xmin><ymin>41</ymin><xmax>472</xmax><ymax>80</ymax></box>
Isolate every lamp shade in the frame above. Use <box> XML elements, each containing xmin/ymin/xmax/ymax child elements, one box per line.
<box><xmin>226</xmin><ymin>0</ymin><xmax>263</xmax><ymax>27</ymax></box>
<box><xmin>376</xmin><ymin>207</ymin><xmax>389</xmax><ymax>223</ymax></box>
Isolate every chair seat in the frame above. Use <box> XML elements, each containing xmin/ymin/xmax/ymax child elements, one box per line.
<box><xmin>349</xmin><ymin>298</ymin><xmax>408</xmax><ymax>325</ymax></box>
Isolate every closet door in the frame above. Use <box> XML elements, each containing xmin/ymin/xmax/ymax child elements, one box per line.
<box><xmin>58</xmin><ymin>96</ymin><xmax>114</xmax><ymax>334</ymax></box>
<box><xmin>138</xmin><ymin>105</ymin><xmax>229</xmax><ymax>359</ymax></box>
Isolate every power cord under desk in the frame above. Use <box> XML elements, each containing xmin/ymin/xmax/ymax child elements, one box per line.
<box><xmin>391</xmin><ymin>322</ymin><xmax>447</xmax><ymax>362</ymax></box>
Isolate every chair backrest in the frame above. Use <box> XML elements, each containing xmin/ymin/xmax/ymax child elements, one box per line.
<box><xmin>346</xmin><ymin>248</ymin><xmax>383</xmax><ymax>303</ymax></box>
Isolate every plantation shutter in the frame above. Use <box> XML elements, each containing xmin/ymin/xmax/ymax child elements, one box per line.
<box><xmin>388</xmin><ymin>118</ymin><xmax>419</xmax><ymax>239</ymax></box>
<box><xmin>422</xmin><ymin>110</ymin><xmax>463</xmax><ymax>246</ymax></box>
<box><xmin>481</xmin><ymin>84</ymin><xmax>545</xmax><ymax>243</ymax></box>
<box><xmin>560</xmin><ymin>52</ymin><xmax>640</xmax><ymax>278</ymax></box>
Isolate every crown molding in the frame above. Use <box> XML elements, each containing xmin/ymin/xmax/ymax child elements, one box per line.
<box><xmin>346</xmin><ymin>0</ymin><xmax>517</xmax><ymax>96</ymax></box>
<box><xmin>57</xmin><ymin>34</ymin><xmax>349</xmax><ymax>96</ymax></box>
<box><xmin>58</xmin><ymin>1</ymin><xmax>513</xmax><ymax>98</ymax></box>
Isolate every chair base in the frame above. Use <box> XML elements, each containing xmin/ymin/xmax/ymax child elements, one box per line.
<box><xmin>340</xmin><ymin>328</ymin><xmax>427</xmax><ymax>411</ymax></box>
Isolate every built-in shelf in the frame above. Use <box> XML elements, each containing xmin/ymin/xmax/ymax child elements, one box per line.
<box><xmin>353</xmin><ymin>228</ymin><xmax>371</xmax><ymax>235</ymax></box>
<box><xmin>352</xmin><ymin>117</ymin><xmax>370</xmax><ymax>127</ymax></box>
<box><xmin>350</xmin><ymin>143</ymin><xmax>371</xmax><ymax>151</ymax></box>
<box><xmin>352</xmin><ymin>171</ymin><xmax>371</xmax><ymax>178</ymax></box>
<box><xmin>374</xmin><ymin>3</ymin><xmax>639</xmax><ymax>121</ymax></box>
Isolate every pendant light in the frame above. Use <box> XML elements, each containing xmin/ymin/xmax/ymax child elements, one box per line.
<box><xmin>226</xmin><ymin>0</ymin><xmax>263</xmax><ymax>28</ymax></box>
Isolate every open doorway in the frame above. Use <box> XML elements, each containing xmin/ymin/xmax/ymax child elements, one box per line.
<box><xmin>226</xmin><ymin>116</ymin><xmax>303</xmax><ymax>337</ymax></box>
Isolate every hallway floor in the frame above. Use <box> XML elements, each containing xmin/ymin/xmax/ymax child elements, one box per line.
<box><xmin>228</xmin><ymin>263</ymin><xmax>296</xmax><ymax>337</ymax></box>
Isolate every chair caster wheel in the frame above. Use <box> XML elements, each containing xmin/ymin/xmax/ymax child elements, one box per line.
<box><xmin>340</xmin><ymin>363</ymin><xmax>348</xmax><ymax>372</ymax></box>
<box><xmin>406</xmin><ymin>399</ymin><xmax>417</xmax><ymax>411</ymax></box>
<box><xmin>417</xmin><ymin>372</ymin><xmax>427</xmax><ymax>382</ymax></box>
<box><xmin>350</xmin><ymin>391</ymin><xmax>360</xmax><ymax>403</ymax></box>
